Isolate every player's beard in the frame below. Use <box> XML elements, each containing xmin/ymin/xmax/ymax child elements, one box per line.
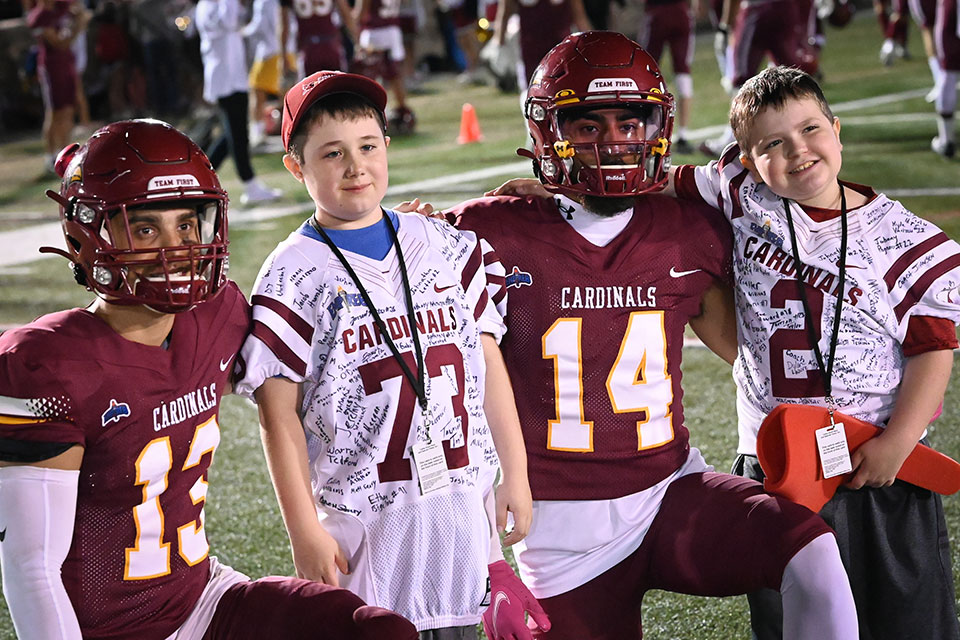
<box><xmin>579</xmin><ymin>194</ymin><xmax>636</xmax><ymax>217</ymax></box>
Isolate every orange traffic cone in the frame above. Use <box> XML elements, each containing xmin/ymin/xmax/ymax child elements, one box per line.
<box><xmin>457</xmin><ymin>103</ymin><xmax>483</xmax><ymax>144</ymax></box>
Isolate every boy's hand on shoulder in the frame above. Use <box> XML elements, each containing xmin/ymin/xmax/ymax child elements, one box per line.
<box><xmin>291</xmin><ymin>526</ymin><xmax>350</xmax><ymax>587</ymax></box>
<box><xmin>496</xmin><ymin>475</ymin><xmax>533</xmax><ymax>546</ymax></box>
<box><xmin>846</xmin><ymin>430</ymin><xmax>914</xmax><ymax>489</ymax></box>
<box><xmin>485</xmin><ymin>178</ymin><xmax>551</xmax><ymax>198</ymax></box>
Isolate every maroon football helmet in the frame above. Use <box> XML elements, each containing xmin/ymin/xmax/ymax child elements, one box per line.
<box><xmin>43</xmin><ymin>119</ymin><xmax>229</xmax><ymax>313</ymax></box>
<box><xmin>521</xmin><ymin>31</ymin><xmax>675</xmax><ymax>198</ymax></box>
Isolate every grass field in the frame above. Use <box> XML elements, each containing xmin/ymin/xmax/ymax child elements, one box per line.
<box><xmin>1</xmin><ymin>11</ymin><xmax>960</xmax><ymax>638</ymax></box>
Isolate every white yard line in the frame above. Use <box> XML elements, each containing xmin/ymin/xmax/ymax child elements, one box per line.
<box><xmin>0</xmin><ymin>91</ymin><xmax>950</xmax><ymax>269</ymax></box>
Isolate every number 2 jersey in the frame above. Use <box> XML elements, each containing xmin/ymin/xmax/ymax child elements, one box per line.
<box><xmin>0</xmin><ymin>281</ymin><xmax>250</xmax><ymax>639</ymax></box>
<box><xmin>235</xmin><ymin>211</ymin><xmax>504</xmax><ymax>630</ymax></box>
<box><xmin>675</xmin><ymin>147</ymin><xmax>960</xmax><ymax>454</ymax></box>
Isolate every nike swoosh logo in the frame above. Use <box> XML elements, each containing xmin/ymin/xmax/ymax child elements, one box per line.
<box><xmin>491</xmin><ymin>591</ymin><xmax>511</xmax><ymax>636</ymax></box>
<box><xmin>669</xmin><ymin>267</ymin><xmax>702</xmax><ymax>278</ymax></box>
<box><xmin>220</xmin><ymin>356</ymin><xmax>234</xmax><ymax>372</ymax></box>
<box><xmin>434</xmin><ymin>283</ymin><xmax>456</xmax><ymax>293</ymax></box>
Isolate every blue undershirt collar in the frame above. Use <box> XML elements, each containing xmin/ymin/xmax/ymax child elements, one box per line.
<box><xmin>299</xmin><ymin>209</ymin><xmax>399</xmax><ymax>261</ymax></box>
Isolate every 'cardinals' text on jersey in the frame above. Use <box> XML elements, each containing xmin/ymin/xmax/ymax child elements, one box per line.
<box><xmin>0</xmin><ymin>282</ymin><xmax>249</xmax><ymax>639</ymax></box>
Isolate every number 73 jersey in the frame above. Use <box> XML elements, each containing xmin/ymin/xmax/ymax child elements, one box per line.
<box><xmin>451</xmin><ymin>194</ymin><xmax>733</xmax><ymax>501</ymax></box>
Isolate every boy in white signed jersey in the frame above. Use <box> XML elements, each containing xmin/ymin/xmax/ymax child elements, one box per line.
<box><xmin>671</xmin><ymin>66</ymin><xmax>960</xmax><ymax>640</ymax></box>
<box><xmin>235</xmin><ymin>70</ymin><xmax>532</xmax><ymax>637</ymax></box>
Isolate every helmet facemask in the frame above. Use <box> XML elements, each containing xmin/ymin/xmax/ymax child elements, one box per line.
<box><xmin>42</xmin><ymin>119</ymin><xmax>231</xmax><ymax>314</ymax></box>
<box><xmin>50</xmin><ymin>190</ymin><xmax>229</xmax><ymax>314</ymax></box>
<box><xmin>520</xmin><ymin>31</ymin><xmax>677</xmax><ymax>201</ymax></box>
<box><xmin>88</xmin><ymin>200</ymin><xmax>227</xmax><ymax>314</ymax></box>
<box><xmin>527</xmin><ymin>93</ymin><xmax>674</xmax><ymax>199</ymax></box>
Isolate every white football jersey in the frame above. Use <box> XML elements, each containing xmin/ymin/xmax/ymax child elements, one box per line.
<box><xmin>686</xmin><ymin>147</ymin><xmax>960</xmax><ymax>454</ymax></box>
<box><xmin>236</xmin><ymin>212</ymin><xmax>506</xmax><ymax>630</ymax></box>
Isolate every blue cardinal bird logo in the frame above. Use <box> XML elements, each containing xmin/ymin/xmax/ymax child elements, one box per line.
<box><xmin>101</xmin><ymin>399</ymin><xmax>131</xmax><ymax>427</ymax></box>
<box><xmin>505</xmin><ymin>266</ymin><xmax>533</xmax><ymax>289</ymax></box>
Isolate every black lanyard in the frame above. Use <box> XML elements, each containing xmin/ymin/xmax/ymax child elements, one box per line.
<box><xmin>781</xmin><ymin>181</ymin><xmax>847</xmax><ymax>408</ymax></box>
<box><xmin>310</xmin><ymin>212</ymin><xmax>427</xmax><ymax>410</ymax></box>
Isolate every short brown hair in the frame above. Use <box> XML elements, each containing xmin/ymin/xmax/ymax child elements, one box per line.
<box><xmin>287</xmin><ymin>93</ymin><xmax>386</xmax><ymax>163</ymax></box>
<box><xmin>730</xmin><ymin>67</ymin><xmax>834</xmax><ymax>154</ymax></box>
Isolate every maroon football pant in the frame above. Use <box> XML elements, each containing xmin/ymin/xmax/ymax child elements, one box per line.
<box><xmin>638</xmin><ymin>2</ymin><xmax>694</xmax><ymax>75</ymax></box>
<box><xmin>303</xmin><ymin>41</ymin><xmax>346</xmax><ymax>75</ymax></box>
<box><xmin>936</xmin><ymin>0</ymin><xmax>960</xmax><ymax>71</ymax></box>
<box><xmin>731</xmin><ymin>0</ymin><xmax>804</xmax><ymax>86</ymax></box>
<box><xmin>203</xmin><ymin>576</ymin><xmax>418</xmax><ymax>639</ymax></box>
<box><xmin>532</xmin><ymin>472</ymin><xmax>831</xmax><ymax>640</ymax></box>
<box><xmin>38</xmin><ymin>64</ymin><xmax>77</xmax><ymax>111</ymax></box>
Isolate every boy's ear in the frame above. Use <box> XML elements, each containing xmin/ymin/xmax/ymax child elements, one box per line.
<box><xmin>385</xmin><ymin>135</ymin><xmax>391</xmax><ymax>147</ymax></box>
<box><xmin>282</xmin><ymin>153</ymin><xmax>304</xmax><ymax>183</ymax></box>
<box><xmin>739</xmin><ymin>154</ymin><xmax>763</xmax><ymax>183</ymax></box>
<box><xmin>833</xmin><ymin>116</ymin><xmax>842</xmax><ymax>151</ymax></box>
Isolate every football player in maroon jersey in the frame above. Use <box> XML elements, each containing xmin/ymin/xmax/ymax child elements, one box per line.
<box><xmin>454</xmin><ymin>31</ymin><xmax>859</xmax><ymax>640</ymax></box>
<box><xmin>491</xmin><ymin>0</ymin><xmax>592</xmax><ymax>90</ymax></box>
<box><xmin>701</xmin><ymin>0</ymin><xmax>809</xmax><ymax>156</ymax></box>
<box><xmin>0</xmin><ymin>119</ymin><xmax>417</xmax><ymax>640</ymax></box>
<box><xmin>637</xmin><ymin>0</ymin><xmax>697</xmax><ymax>153</ymax></box>
<box><xmin>931</xmin><ymin>0</ymin><xmax>960</xmax><ymax>157</ymax></box>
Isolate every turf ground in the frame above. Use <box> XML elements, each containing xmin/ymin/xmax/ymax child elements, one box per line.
<box><xmin>1</xmin><ymin>11</ymin><xmax>959</xmax><ymax>638</ymax></box>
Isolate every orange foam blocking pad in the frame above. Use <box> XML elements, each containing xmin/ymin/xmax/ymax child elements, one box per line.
<box><xmin>757</xmin><ymin>404</ymin><xmax>960</xmax><ymax>512</ymax></box>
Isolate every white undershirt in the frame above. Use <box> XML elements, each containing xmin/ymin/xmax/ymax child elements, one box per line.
<box><xmin>554</xmin><ymin>195</ymin><xmax>633</xmax><ymax>247</ymax></box>
<box><xmin>514</xmin><ymin>449</ymin><xmax>713</xmax><ymax>599</ymax></box>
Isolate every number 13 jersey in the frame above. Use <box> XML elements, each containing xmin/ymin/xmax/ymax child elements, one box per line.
<box><xmin>0</xmin><ymin>282</ymin><xmax>249</xmax><ymax>639</ymax></box>
<box><xmin>451</xmin><ymin>194</ymin><xmax>733</xmax><ymax>501</ymax></box>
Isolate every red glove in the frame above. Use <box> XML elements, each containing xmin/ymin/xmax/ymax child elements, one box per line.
<box><xmin>482</xmin><ymin>560</ymin><xmax>551</xmax><ymax>640</ymax></box>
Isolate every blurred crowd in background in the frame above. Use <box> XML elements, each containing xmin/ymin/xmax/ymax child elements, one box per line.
<box><xmin>0</xmin><ymin>0</ymin><xmax>955</xmax><ymax>187</ymax></box>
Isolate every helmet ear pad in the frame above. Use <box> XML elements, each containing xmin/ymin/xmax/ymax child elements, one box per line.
<box><xmin>523</xmin><ymin>31</ymin><xmax>675</xmax><ymax>199</ymax></box>
<box><xmin>72</xmin><ymin>262</ymin><xmax>88</xmax><ymax>287</ymax></box>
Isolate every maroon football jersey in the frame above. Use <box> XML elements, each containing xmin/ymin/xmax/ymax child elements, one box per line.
<box><xmin>0</xmin><ymin>282</ymin><xmax>250</xmax><ymax>639</ymax></box>
<box><xmin>282</xmin><ymin>0</ymin><xmax>341</xmax><ymax>47</ymax></box>
<box><xmin>452</xmin><ymin>196</ymin><xmax>732</xmax><ymax>500</ymax></box>
<box><xmin>27</xmin><ymin>0</ymin><xmax>77</xmax><ymax>69</ymax></box>
<box><xmin>361</xmin><ymin>0</ymin><xmax>402</xmax><ymax>30</ymax></box>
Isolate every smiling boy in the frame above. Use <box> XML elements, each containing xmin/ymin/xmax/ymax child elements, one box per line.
<box><xmin>671</xmin><ymin>65</ymin><xmax>960</xmax><ymax>640</ymax></box>
<box><xmin>235</xmin><ymin>71</ymin><xmax>533</xmax><ymax>637</ymax></box>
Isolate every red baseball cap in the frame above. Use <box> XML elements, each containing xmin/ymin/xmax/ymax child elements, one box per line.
<box><xmin>281</xmin><ymin>71</ymin><xmax>388</xmax><ymax>152</ymax></box>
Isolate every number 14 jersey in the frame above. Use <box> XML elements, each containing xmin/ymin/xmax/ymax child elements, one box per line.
<box><xmin>451</xmin><ymin>194</ymin><xmax>733</xmax><ymax>501</ymax></box>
